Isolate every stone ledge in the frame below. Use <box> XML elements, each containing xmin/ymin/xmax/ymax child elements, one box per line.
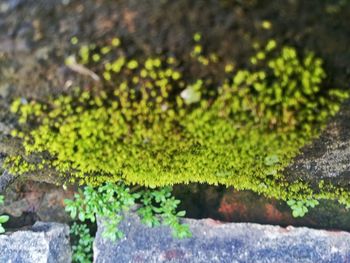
<box><xmin>94</xmin><ymin>213</ymin><xmax>350</xmax><ymax>263</ymax></box>
<box><xmin>0</xmin><ymin>222</ymin><xmax>71</xmax><ymax>263</ymax></box>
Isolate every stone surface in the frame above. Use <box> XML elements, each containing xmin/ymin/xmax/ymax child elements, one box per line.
<box><xmin>0</xmin><ymin>169</ymin><xmax>16</xmax><ymax>194</ymax></box>
<box><xmin>94</xmin><ymin>213</ymin><xmax>350</xmax><ymax>263</ymax></box>
<box><xmin>0</xmin><ymin>181</ymin><xmax>74</xmax><ymax>224</ymax></box>
<box><xmin>285</xmin><ymin>100</ymin><xmax>350</xmax><ymax>187</ymax></box>
<box><xmin>0</xmin><ymin>221</ymin><xmax>71</xmax><ymax>263</ymax></box>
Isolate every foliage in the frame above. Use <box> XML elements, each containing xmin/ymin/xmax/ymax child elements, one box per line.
<box><xmin>5</xmin><ymin>36</ymin><xmax>350</xmax><ymax>215</ymax></box>
<box><xmin>219</xmin><ymin>41</ymin><xmax>346</xmax><ymax>130</ymax></box>
<box><xmin>64</xmin><ymin>182</ymin><xmax>191</xmax><ymax>241</ymax></box>
<box><xmin>287</xmin><ymin>199</ymin><xmax>319</xmax><ymax>218</ymax></box>
<box><xmin>137</xmin><ymin>187</ymin><xmax>192</xmax><ymax>239</ymax></box>
<box><xmin>0</xmin><ymin>195</ymin><xmax>9</xmax><ymax>234</ymax></box>
<box><xmin>70</xmin><ymin>223</ymin><xmax>94</xmax><ymax>263</ymax></box>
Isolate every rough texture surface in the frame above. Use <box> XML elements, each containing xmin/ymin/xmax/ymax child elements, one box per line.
<box><xmin>0</xmin><ymin>181</ymin><xmax>74</xmax><ymax>224</ymax></box>
<box><xmin>0</xmin><ymin>170</ymin><xmax>15</xmax><ymax>193</ymax></box>
<box><xmin>0</xmin><ymin>0</ymin><xmax>349</xmax><ymax>188</ymax></box>
<box><xmin>285</xmin><ymin>100</ymin><xmax>350</xmax><ymax>187</ymax></box>
<box><xmin>287</xmin><ymin>103</ymin><xmax>350</xmax><ymax>187</ymax></box>
<box><xmin>94</xmin><ymin>213</ymin><xmax>350</xmax><ymax>263</ymax></box>
<box><xmin>0</xmin><ymin>221</ymin><xmax>71</xmax><ymax>263</ymax></box>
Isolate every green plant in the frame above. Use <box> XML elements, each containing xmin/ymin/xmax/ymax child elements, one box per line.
<box><xmin>70</xmin><ymin>223</ymin><xmax>94</xmax><ymax>263</ymax></box>
<box><xmin>287</xmin><ymin>199</ymin><xmax>319</xmax><ymax>217</ymax></box>
<box><xmin>5</xmin><ymin>37</ymin><xmax>350</xmax><ymax>215</ymax></box>
<box><xmin>64</xmin><ymin>182</ymin><xmax>191</xmax><ymax>242</ymax></box>
<box><xmin>0</xmin><ymin>195</ymin><xmax>9</xmax><ymax>234</ymax></box>
<box><xmin>137</xmin><ymin>187</ymin><xmax>191</xmax><ymax>239</ymax></box>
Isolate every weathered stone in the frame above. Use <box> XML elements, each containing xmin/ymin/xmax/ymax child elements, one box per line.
<box><xmin>0</xmin><ymin>181</ymin><xmax>74</xmax><ymax>223</ymax></box>
<box><xmin>0</xmin><ymin>221</ymin><xmax>71</xmax><ymax>263</ymax></box>
<box><xmin>94</xmin><ymin>213</ymin><xmax>350</xmax><ymax>263</ymax></box>
<box><xmin>0</xmin><ymin>170</ymin><xmax>16</xmax><ymax>194</ymax></box>
<box><xmin>285</xmin><ymin>100</ymin><xmax>350</xmax><ymax>186</ymax></box>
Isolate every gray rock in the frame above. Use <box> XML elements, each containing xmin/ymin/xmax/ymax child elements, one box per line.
<box><xmin>0</xmin><ymin>222</ymin><xmax>71</xmax><ymax>263</ymax></box>
<box><xmin>94</xmin><ymin>213</ymin><xmax>350</xmax><ymax>263</ymax></box>
<box><xmin>285</xmin><ymin>100</ymin><xmax>350</xmax><ymax>186</ymax></box>
<box><xmin>0</xmin><ymin>170</ymin><xmax>16</xmax><ymax>194</ymax></box>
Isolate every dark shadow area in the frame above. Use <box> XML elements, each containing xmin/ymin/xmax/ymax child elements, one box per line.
<box><xmin>174</xmin><ymin>184</ymin><xmax>350</xmax><ymax>232</ymax></box>
<box><xmin>3</xmin><ymin>212</ymin><xmax>39</xmax><ymax>231</ymax></box>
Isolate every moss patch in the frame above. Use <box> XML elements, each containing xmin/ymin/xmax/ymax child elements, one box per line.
<box><xmin>4</xmin><ymin>36</ymin><xmax>350</xmax><ymax>206</ymax></box>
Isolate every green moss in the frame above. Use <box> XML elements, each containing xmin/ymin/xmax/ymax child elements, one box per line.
<box><xmin>4</xmin><ymin>37</ymin><xmax>350</xmax><ymax>207</ymax></box>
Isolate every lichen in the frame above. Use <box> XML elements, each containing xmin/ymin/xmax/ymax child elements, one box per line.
<box><xmin>4</xmin><ymin>36</ymin><xmax>350</xmax><ymax>207</ymax></box>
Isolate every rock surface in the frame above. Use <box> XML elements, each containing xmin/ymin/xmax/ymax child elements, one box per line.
<box><xmin>94</xmin><ymin>213</ymin><xmax>350</xmax><ymax>263</ymax></box>
<box><xmin>285</xmin><ymin>100</ymin><xmax>350</xmax><ymax>187</ymax></box>
<box><xmin>0</xmin><ymin>221</ymin><xmax>71</xmax><ymax>263</ymax></box>
<box><xmin>0</xmin><ymin>181</ymin><xmax>74</xmax><ymax>224</ymax></box>
<box><xmin>0</xmin><ymin>170</ymin><xmax>15</xmax><ymax>194</ymax></box>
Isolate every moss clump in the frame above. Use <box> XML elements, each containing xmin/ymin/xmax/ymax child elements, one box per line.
<box><xmin>4</xmin><ymin>37</ymin><xmax>350</xmax><ymax>205</ymax></box>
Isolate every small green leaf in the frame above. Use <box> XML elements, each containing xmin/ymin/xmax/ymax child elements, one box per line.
<box><xmin>0</xmin><ymin>215</ymin><xmax>9</xmax><ymax>224</ymax></box>
<box><xmin>177</xmin><ymin>211</ymin><xmax>186</xmax><ymax>217</ymax></box>
<box><xmin>78</xmin><ymin>212</ymin><xmax>86</xmax><ymax>222</ymax></box>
